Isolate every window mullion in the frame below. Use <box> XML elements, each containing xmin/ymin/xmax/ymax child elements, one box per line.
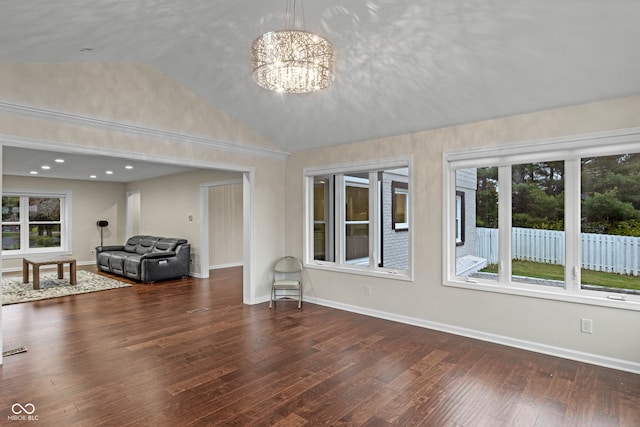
<box><xmin>306</xmin><ymin>176</ymin><xmax>315</xmax><ymax>263</ymax></box>
<box><xmin>336</xmin><ymin>174</ymin><xmax>346</xmax><ymax>265</ymax></box>
<box><xmin>327</xmin><ymin>176</ymin><xmax>335</xmax><ymax>262</ymax></box>
<box><xmin>565</xmin><ymin>158</ymin><xmax>581</xmax><ymax>292</ymax></box>
<box><xmin>498</xmin><ymin>166</ymin><xmax>512</xmax><ymax>283</ymax></box>
<box><xmin>20</xmin><ymin>196</ymin><xmax>29</xmax><ymax>250</ymax></box>
<box><xmin>370</xmin><ymin>171</ymin><xmax>379</xmax><ymax>269</ymax></box>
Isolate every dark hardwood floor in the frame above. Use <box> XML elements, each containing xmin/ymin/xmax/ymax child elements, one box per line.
<box><xmin>1</xmin><ymin>266</ymin><xmax>638</xmax><ymax>426</ymax></box>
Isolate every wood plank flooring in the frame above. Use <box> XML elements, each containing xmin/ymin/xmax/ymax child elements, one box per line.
<box><xmin>1</xmin><ymin>266</ymin><xmax>638</xmax><ymax>426</ymax></box>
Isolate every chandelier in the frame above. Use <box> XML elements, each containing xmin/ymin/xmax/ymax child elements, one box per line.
<box><xmin>251</xmin><ymin>2</ymin><xmax>335</xmax><ymax>93</ymax></box>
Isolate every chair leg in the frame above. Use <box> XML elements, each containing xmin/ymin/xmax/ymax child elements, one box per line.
<box><xmin>298</xmin><ymin>288</ymin><xmax>302</xmax><ymax>309</ymax></box>
<box><xmin>269</xmin><ymin>287</ymin><xmax>273</xmax><ymax>309</ymax></box>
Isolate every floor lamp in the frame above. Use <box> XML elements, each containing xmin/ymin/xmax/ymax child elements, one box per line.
<box><xmin>97</xmin><ymin>220</ymin><xmax>108</xmax><ymax>246</ymax></box>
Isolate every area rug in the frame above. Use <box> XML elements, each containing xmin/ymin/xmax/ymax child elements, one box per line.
<box><xmin>2</xmin><ymin>270</ymin><xmax>132</xmax><ymax>305</ymax></box>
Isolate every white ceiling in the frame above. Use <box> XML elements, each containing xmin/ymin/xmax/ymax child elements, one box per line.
<box><xmin>1</xmin><ymin>0</ymin><xmax>639</xmax><ymax>161</ymax></box>
<box><xmin>2</xmin><ymin>147</ymin><xmax>196</xmax><ymax>183</ymax></box>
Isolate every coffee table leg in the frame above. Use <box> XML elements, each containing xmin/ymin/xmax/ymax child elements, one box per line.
<box><xmin>23</xmin><ymin>259</ymin><xmax>29</xmax><ymax>284</ymax></box>
<box><xmin>57</xmin><ymin>263</ymin><xmax>64</xmax><ymax>279</ymax></box>
<box><xmin>70</xmin><ymin>261</ymin><xmax>77</xmax><ymax>286</ymax></box>
<box><xmin>33</xmin><ymin>265</ymin><xmax>40</xmax><ymax>290</ymax></box>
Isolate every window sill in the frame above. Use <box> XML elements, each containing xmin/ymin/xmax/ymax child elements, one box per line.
<box><xmin>305</xmin><ymin>261</ymin><xmax>413</xmax><ymax>282</ymax></box>
<box><xmin>445</xmin><ymin>278</ymin><xmax>640</xmax><ymax>311</ymax></box>
<box><xmin>2</xmin><ymin>250</ymin><xmax>72</xmax><ymax>260</ymax></box>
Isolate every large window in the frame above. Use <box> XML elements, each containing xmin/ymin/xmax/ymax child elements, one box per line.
<box><xmin>445</xmin><ymin>131</ymin><xmax>640</xmax><ymax>308</ymax></box>
<box><xmin>2</xmin><ymin>190</ymin><xmax>71</xmax><ymax>256</ymax></box>
<box><xmin>305</xmin><ymin>160</ymin><xmax>411</xmax><ymax>278</ymax></box>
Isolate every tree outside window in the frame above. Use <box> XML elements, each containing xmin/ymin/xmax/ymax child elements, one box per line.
<box><xmin>2</xmin><ymin>194</ymin><xmax>66</xmax><ymax>253</ymax></box>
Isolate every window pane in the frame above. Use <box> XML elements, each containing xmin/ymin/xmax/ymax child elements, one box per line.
<box><xmin>511</xmin><ymin>161</ymin><xmax>565</xmax><ymax>287</ymax></box>
<box><xmin>29</xmin><ymin>224</ymin><xmax>61</xmax><ymax>248</ymax></box>
<box><xmin>345</xmin><ymin>181</ymin><xmax>368</xmax><ymax>222</ymax></box>
<box><xmin>455</xmin><ymin>192</ymin><xmax>464</xmax><ymax>244</ymax></box>
<box><xmin>314</xmin><ymin>223</ymin><xmax>327</xmax><ymax>260</ymax></box>
<box><xmin>346</xmin><ymin>224</ymin><xmax>369</xmax><ymax>263</ymax></box>
<box><xmin>314</xmin><ymin>181</ymin><xmax>326</xmax><ymax>222</ymax></box>
<box><xmin>454</xmin><ymin>168</ymin><xmax>496</xmax><ymax>280</ymax></box>
<box><xmin>581</xmin><ymin>154</ymin><xmax>640</xmax><ymax>295</ymax></box>
<box><xmin>395</xmin><ymin>193</ymin><xmax>407</xmax><ymax>223</ymax></box>
<box><xmin>454</xmin><ymin>167</ymin><xmax>498</xmax><ymax>280</ymax></box>
<box><xmin>345</xmin><ymin>174</ymin><xmax>369</xmax><ymax>265</ymax></box>
<box><xmin>2</xmin><ymin>225</ymin><xmax>21</xmax><ymax>250</ymax></box>
<box><xmin>29</xmin><ymin>197</ymin><xmax>61</xmax><ymax>221</ymax></box>
<box><xmin>313</xmin><ymin>178</ymin><xmax>333</xmax><ymax>261</ymax></box>
<box><xmin>2</xmin><ymin>196</ymin><xmax>20</xmax><ymax>222</ymax></box>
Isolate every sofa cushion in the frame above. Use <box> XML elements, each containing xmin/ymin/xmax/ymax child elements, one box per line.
<box><xmin>135</xmin><ymin>237</ymin><xmax>160</xmax><ymax>254</ymax></box>
<box><xmin>96</xmin><ymin>252</ymin><xmax>112</xmax><ymax>271</ymax></box>
<box><xmin>125</xmin><ymin>235</ymin><xmax>148</xmax><ymax>252</ymax></box>
<box><xmin>152</xmin><ymin>238</ymin><xmax>187</xmax><ymax>253</ymax></box>
<box><xmin>124</xmin><ymin>254</ymin><xmax>143</xmax><ymax>279</ymax></box>
<box><xmin>109</xmin><ymin>252</ymin><xmax>128</xmax><ymax>274</ymax></box>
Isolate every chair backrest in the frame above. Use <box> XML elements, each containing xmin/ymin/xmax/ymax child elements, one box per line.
<box><xmin>273</xmin><ymin>256</ymin><xmax>302</xmax><ymax>280</ymax></box>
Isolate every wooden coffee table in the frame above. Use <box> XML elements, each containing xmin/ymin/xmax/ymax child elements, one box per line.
<box><xmin>23</xmin><ymin>255</ymin><xmax>77</xmax><ymax>290</ymax></box>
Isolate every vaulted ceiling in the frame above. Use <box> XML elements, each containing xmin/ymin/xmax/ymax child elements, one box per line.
<box><xmin>1</xmin><ymin>0</ymin><xmax>639</xmax><ymax>154</ymax></box>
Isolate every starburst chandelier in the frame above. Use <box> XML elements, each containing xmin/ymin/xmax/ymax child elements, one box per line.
<box><xmin>251</xmin><ymin>1</ymin><xmax>335</xmax><ymax>94</ymax></box>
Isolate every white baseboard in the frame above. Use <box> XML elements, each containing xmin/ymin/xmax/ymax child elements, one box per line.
<box><xmin>303</xmin><ymin>296</ymin><xmax>640</xmax><ymax>375</ymax></box>
<box><xmin>209</xmin><ymin>262</ymin><xmax>243</xmax><ymax>270</ymax></box>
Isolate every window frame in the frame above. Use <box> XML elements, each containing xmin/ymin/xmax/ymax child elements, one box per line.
<box><xmin>343</xmin><ymin>175</ymin><xmax>371</xmax><ymax>265</ymax></box>
<box><xmin>2</xmin><ymin>188</ymin><xmax>72</xmax><ymax>258</ymax></box>
<box><xmin>455</xmin><ymin>191</ymin><xmax>465</xmax><ymax>245</ymax></box>
<box><xmin>392</xmin><ymin>181</ymin><xmax>409</xmax><ymax>231</ymax></box>
<box><xmin>312</xmin><ymin>176</ymin><xmax>335</xmax><ymax>262</ymax></box>
<box><xmin>443</xmin><ymin>128</ymin><xmax>640</xmax><ymax>311</ymax></box>
<box><xmin>304</xmin><ymin>157</ymin><xmax>413</xmax><ymax>280</ymax></box>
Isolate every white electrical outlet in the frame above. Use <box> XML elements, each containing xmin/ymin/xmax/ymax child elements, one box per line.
<box><xmin>364</xmin><ymin>285</ymin><xmax>372</xmax><ymax>296</ymax></box>
<box><xmin>580</xmin><ymin>318</ymin><xmax>593</xmax><ymax>334</ymax></box>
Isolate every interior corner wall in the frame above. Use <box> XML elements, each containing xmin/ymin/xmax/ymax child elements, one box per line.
<box><xmin>126</xmin><ymin>169</ymin><xmax>242</xmax><ymax>275</ymax></box>
<box><xmin>1</xmin><ymin>175</ymin><xmax>127</xmax><ymax>271</ymax></box>
<box><xmin>284</xmin><ymin>95</ymin><xmax>640</xmax><ymax>368</ymax></box>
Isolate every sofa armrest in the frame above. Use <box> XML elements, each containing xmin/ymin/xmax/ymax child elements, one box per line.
<box><xmin>96</xmin><ymin>245</ymin><xmax>125</xmax><ymax>253</ymax></box>
<box><xmin>139</xmin><ymin>243</ymin><xmax>190</xmax><ymax>282</ymax></box>
<box><xmin>141</xmin><ymin>251</ymin><xmax>177</xmax><ymax>260</ymax></box>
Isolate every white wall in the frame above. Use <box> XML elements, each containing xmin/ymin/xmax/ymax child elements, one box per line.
<box><xmin>285</xmin><ymin>96</ymin><xmax>640</xmax><ymax>371</ymax></box>
<box><xmin>208</xmin><ymin>183</ymin><xmax>243</xmax><ymax>268</ymax></box>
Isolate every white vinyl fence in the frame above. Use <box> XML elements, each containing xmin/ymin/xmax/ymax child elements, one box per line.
<box><xmin>476</xmin><ymin>227</ymin><xmax>640</xmax><ymax>276</ymax></box>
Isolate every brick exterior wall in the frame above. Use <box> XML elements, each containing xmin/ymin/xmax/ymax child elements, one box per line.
<box><xmin>381</xmin><ymin>171</ymin><xmax>409</xmax><ymax>270</ymax></box>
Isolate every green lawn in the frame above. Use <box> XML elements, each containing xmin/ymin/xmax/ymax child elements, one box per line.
<box><xmin>482</xmin><ymin>260</ymin><xmax>640</xmax><ymax>291</ymax></box>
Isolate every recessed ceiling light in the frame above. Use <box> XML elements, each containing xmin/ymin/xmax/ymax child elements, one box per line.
<box><xmin>125</xmin><ymin>165</ymin><xmax>133</xmax><ymax>170</ymax></box>
<box><xmin>106</xmin><ymin>170</ymin><xmax>113</xmax><ymax>175</ymax></box>
<box><xmin>41</xmin><ymin>165</ymin><xmax>51</xmax><ymax>170</ymax></box>
<box><xmin>30</xmin><ymin>171</ymin><xmax>38</xmax><ymax>175</ymax></box>
<box><xmin>90</xmin><ymin>175</ymin><xmax>97</xmax><ymax>179</ymax></box>
<box><xmin>55</xmin><ymin>159</ymin><xmax>65</xmax><ymax>163</ymax></box>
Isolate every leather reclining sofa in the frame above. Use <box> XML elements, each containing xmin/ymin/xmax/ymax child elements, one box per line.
<box><xmin>96</xmin><ymin>235</ymin><xmax>191</xmax><ymax>282</ymax></box>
